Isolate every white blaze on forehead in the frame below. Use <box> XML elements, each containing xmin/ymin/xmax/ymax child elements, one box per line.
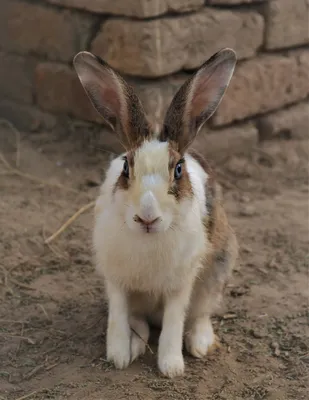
<box><xmin>142</xmin><ymin>174</ymin><xmax>164</xmax><ymax>189</ymax></box>
<box><xmin>134</xmin><ymin>140</ymin><xmax>170</xmax><ymax>180</ymax></box>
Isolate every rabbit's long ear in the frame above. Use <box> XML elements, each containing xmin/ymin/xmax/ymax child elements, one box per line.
<box><xmin>73</xmin><ymin>51</ymin><xmax>150</xmax><ymax>150</ymax></box>
<box><xmin>160</xmin><ymin>48</ymin><xmax>236</xmax><ymax>154</ymax></box>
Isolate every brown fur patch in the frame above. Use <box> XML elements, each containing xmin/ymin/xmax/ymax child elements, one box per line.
<box><xmin>188</xmin><ymin>149</ymin><xmax>218</xmax><ymax>237</ymax></box>
<box><xmin>167</xmin><ymin>145</ymin><xmax>193</xmax><ymax>201</ymax></box>
<box><xmin>187</xmin><ymin>149</ymin><xmax>239</xmax><ymax>320</ymax></box>
<box><xmin>122</xmin><ymin>91</ymin><xmax>153</xmax><ymax>148</ymax></box>
<box><xmin>113</xmin><ymin>150</ymin><xmax>136</xmax><ymax>193</ymax></box>
<box><xmin>113</xmin><ymin>171</ymin><xmax>129</xmax><ymax>193</ymax></box>
<box><xmin>188</xmin><ymin>149</ymin><xmax>236</xmax><ymax>260</ymax></box>
<box><xmin>126</xmin><ymin>150</ymin><xmax>136</xmax><ymax>168</ymax></box>
<box><xmin>167</xmin><ymin>147</ymin><xmax>179</xmax><ymax>171</ymax></box>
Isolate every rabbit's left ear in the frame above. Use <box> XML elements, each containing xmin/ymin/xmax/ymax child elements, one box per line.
<box><xmin>73</xmin><ymin>51</ymin><xmax>150</xmax><ymax>150</ymax></box>
<box><xmin>160</xmin><ymin>48</ymin><xmax>236</xmax><ymax>153</ymax></box>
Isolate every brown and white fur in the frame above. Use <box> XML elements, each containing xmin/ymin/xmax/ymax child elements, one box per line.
<box><xmin>73</xmin><ymin>48</ymin><xmax>239</xmax><ymax>378</ymax></box>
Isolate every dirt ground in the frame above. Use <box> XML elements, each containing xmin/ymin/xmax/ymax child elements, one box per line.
<box><xmin>0</xmin><ymin>125</ymin><xmax>308</xmax><ymax>400</ymax></box>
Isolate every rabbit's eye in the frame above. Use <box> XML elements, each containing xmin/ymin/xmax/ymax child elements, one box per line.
<box><xmin>174</xmin><ymin>163</ymin><xmax>182</xmax><ymax>180</ymax></box>
<box><xmin>123</xmin><ymin>159</ymin><xmax>129</xmax><ymax>178</ymax></box>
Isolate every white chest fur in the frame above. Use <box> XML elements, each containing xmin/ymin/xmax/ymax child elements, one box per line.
<box><xmin>94</xmin><ymin>203</ymin><xmax>206</xmax><ymax>293</ymax></box>
<box><xmin>93</xmin><ymin>152</ymin><xmax>208</xmax><ymax>294</ymax></box>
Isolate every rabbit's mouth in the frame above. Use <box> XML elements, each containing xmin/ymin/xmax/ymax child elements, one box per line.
<box><xmin>125</xmin><ymin>201</ymin><xmax>173</xmax><ymax>234</ymax></box>
<box><xmin>133</xmin><ymin>215</ymin><xmax>163</xmax><ymax>234</ymax></box>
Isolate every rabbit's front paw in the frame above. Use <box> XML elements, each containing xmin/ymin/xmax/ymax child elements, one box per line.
<box><xmin>130</xmin><ymin>317</ymin><xmax>150</xmax><ymax>362</ymax></box>
<box><xmin>107</xmin><ymin>317</ymin><xmax>150</xmax><ymax>369</ymax></box>
<box><xmin>185</xmin><ymin>318</ymin><xmax>218</xmax><ymax>358</ymax></box>
<box><xmin>107</xmin><ymin>330</ymin><xmax>131</xmax><ymax>369</ymax></box>
<box><xmin>158</xmin><ymin>353</ymin><xmax>185</xmax><ymax>378</ymax></box>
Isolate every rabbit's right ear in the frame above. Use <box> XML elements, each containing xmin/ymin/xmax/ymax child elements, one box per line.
<box><xmin>73</xmin><ymin>51</ymin><xmax>150</xmax><ymax>150</ymax></box>
<box><xmin>160</xmin><ymin>48</ymin><xmax>236</xmax><ymax>154</ymax></box>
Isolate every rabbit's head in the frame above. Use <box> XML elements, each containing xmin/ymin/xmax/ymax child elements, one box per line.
<box><xmin>74</xmin><ymin>49</ymin><xmax>236</xmax><ymax>234</ymax></box>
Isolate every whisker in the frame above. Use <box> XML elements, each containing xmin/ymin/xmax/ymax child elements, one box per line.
<box><xmin>86</xmin><ymin>143</ymin><xmax>118</xmax><ymax>156</ymax></box>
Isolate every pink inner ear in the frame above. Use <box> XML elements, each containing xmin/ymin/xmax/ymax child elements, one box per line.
<box><xmin>85</xmin><ymin>66</ymin><xmax>123</xmax><ymax>118</ymax></box>
<box><xmin>190</xmin><ymin>77</ymin><xmax>213</xmax><ymax>118</ymax></box>
<box><xmin>190</xmin><ymin>66</ymin><xmax>228</xmax><ymax>119</ymax></box>
<box><xmin>100</xmin><ymin>85</ymin><xmax>121</xmax><ymax>115</ymax></box>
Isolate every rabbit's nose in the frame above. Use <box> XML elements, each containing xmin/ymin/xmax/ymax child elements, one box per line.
<box><xmin>134</xmin><ymin>215</ymin><xmax>160</xmax><ymax>226</ymax></box>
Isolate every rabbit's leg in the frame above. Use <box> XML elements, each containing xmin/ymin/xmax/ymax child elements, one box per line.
<box><xmin>185</xmin><ymin>233</ymin><xmax>238</xmax><ymax>358</ymax></box>
<box><xmin>185</xmin><ymin>271</ymin><xmax>221</xmax><ymax>358</ymax></box>
<box><xmin>129</xmin><ymin>315</ymin><xmax>150</xmax><ymax>362</ymax></box>
<box><xmin>106</xmin><ymin>281</ymin><xmax>131</xmax><ymax>369</ymax></box>
<box><xmin>185</xmin><ymin>314</ymin><xmax>216</xmax><ymax>358</ymax></box>
<box><xmin>158</xmin><ymin>282</ymin><xmax>193</xmax><ymax>378</ymax></box>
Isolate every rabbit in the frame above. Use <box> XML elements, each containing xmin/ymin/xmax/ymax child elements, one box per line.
<box><xmin>73</xmin><ymin>48</ymin><xmax>239</xmax><ymax>378</ymax></box>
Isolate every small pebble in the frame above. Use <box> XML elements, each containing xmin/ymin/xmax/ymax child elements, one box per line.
<box><xmin>241</xmin><ymin>245</ymin><xmax>252</xmax><ymax>254</ymax></box>
<box><xmin>240</xmin><ymin>195</ymin><xmax>251</xmax><ymax>203</ymax></box>
<box><xmin>271</xmin><ymin>341</ymin><xmax>280</xmax><ymax>356</ymax></box>
<box><xmin>239</xmin><ymin>205</ymin><xmax>257</xmax><ymax>217</ymax></box>
<box><xmin>250</xmin><ymin>328</ymin><xmax>267</xmax><ymax>339</ymax></box>
<box><xmin>231</xmin><ymin>287</ymin><xmax>248</xmax><ymax>297</ymax></box>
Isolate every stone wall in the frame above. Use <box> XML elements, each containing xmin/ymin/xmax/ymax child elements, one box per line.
<box><xmin>0</xmin><ymin>0</ymin><xmax>308</xmax><ymax>155</ymax></box>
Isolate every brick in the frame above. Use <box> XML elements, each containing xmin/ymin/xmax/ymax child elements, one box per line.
<box><xmin>128</xmin><ymin>75</ymin><xmax>187</xmax><ymax>124</ymax></box>
<box><xmin>47</xmin><ymin>0</ymin><xmax>204</xmax><ymax>18</ymax></box>
<box><xmin>92</xmin><ymin>8</ymin><xmax>264</xmax><ymax>77</ymax></box>
<box><xmin>0</xmin><ymin>53</ymin><xmax>35</xmax><ymax>104</ymax></box>
<box><xmin>193</xmin><ymin>124</ymin><xmax>258</xmax><ymax>157</ymax></box>
<box><xmin>211</xmin><ymin>51</ymin><xmax>309</xmax><ymax>126</ymax></box>
<box><xmin>35</xmin><ymin>63</ymin><xmax>101</xmax><ymax>122</ymax></box>
<box><xmin>0</xmin><ymin>0</ymin><xmax>96</xmax><ymax>62</ymax></box>
<box><xmin>257</xmin><ymin>102</ymin><xmax>309</xmax><ymax>141</ymax></box>
<box><xmin>35</xmin><ymin>60</ymin><xmax>186</xmax><ymax>127</ymax></box>
<box><xmin>0</xmin><ymin>100</ymin><xmax>57</xmax><ymax>132</ymax></box>
<box><xmin>265</xmin><ymin>0</ymin><xmax>309</xmax><ymax>49</ymax></box>
<box><xmin>67</xmin><ymin>120</ymin><xmax>123</xmax><ymax>154</ymax></box>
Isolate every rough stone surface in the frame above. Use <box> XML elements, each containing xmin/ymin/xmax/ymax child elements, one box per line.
<box><xmin>0</xmin><ymin>0</ymin><xmax>96</xmax><ymax>62</ymax></box>
<box><xmin>208</xmin><ymin>0</ymin><xmax>264</xmax><ymax>3</ymax></box>
<box><xmin>128</xmin><ymin>75</ymin><xmax>187</xmax><ymax>124</ymax></box>
<box><xmin>0</xmin><ymin>100</ymin><xmax>57</xmax><ymax>132</ymax></box>
<box><xmin>47</xmin><ymin>0</ymin><xmax>204</xmax><ymax>17</ymax></box>
<box><xmin>265</xmin><ymin>0</ymin><xmax>309</xmax><ymax>49</ymax></box>
<box><xmin>34</xmin><ymin>60</ymin><xmax>187</xmax><ymax>126</ymax></box>
<box><xmin>68</xmin><ymin>120</ymin><xmax>124</xmax><ymax>154</ymax></box>
<box><xmin>92</xmin><ymin>8</ymin><xmax>264</xmax><ymax>77</ymax></box>
<box><xmin>257</xmin><ymin>102</ymin><xmax>309</xmax><ymax>141</ymax></box>
<box><xmin>35</xmin><ymin>63</ymin><xmax>101</xmax><ymax>122</ymax></box>
<box><xmin>0</xmin><ymin>53</ymin><xmax>35</xmax><ymax>104</ymax></box>
<box><xmin>211</xmin><ymin>51</ymin><xmax>309</xmax><ymax>126</ymax></box>
<box><xmin>193</xmin><ymin>124</ymin><xmax>258</xmax><ymax>157</ymax></box>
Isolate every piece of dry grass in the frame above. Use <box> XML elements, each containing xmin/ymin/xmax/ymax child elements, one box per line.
<box><xmin>0</xmin><ymin>319</ymin><xmax>29</xmax><ymax>324</ymax></box>
<box><xmin>131</xmin><ymin>327</ymin><xmax>154</xmax><ymax>355</ymax></box>
<box><xmin>0</xmin><ymin>152</ymin><xmax>80</xmax><ymax>195</ymax></box>
<box><xmin>44</xmin><ymin>201</ymin><xmax>95</xmax><ymax>244</ymax></box>
<box><xmin>23</xmin><ymin>364</ymin><xmax>45</xmax><ymax>380</ymax></box>
<box><xmin>9</xmin><ymin>277</ymin><xmax>36</xmax><ymax>291</ymax></box>
<box><xmin>0</xmin><ymin>151</ymin><xmax>78</xmax><ymax>193</ymax></box>
<box><xmin>14</xmin><ymin>390</ymin><xmax>41</xmax><ymax>400</ymax></box>
<box><xmin>43</xmin><ymin>315</ymin><xmax>104</xmax><ymax>356</ymax></box>
<box><xmin>0</xmin><ymin>119</ymin><xmax>78</xmax><ymax>193</ymax></box>
<box><xmin>0</xmin><ymin>118</ymin><xmax>21</xmax><ymax>167</ymax></box>
<box><xmin>42</xmin><ymin>214</ymin><xmax>70</xmax><ymax>261</ymax></box>
<box><xmin>0</xmin><ymin>333</ymin><xmax>35</xmax><ymax>344</ymax></box>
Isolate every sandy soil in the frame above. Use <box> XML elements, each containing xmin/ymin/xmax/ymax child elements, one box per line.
<box><xmin>0</xmin><ymin>126</ymin><xmax>308</xmax><ymax>400</ymax></box>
